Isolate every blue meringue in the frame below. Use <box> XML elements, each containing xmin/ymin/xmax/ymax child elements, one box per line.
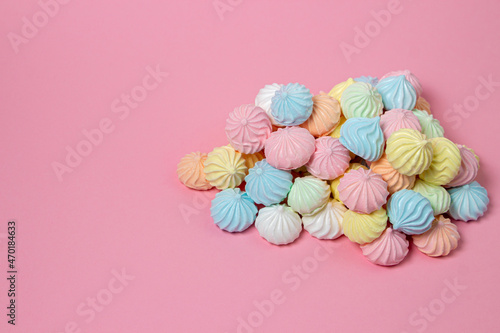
<box><xmin>210</xmin><ymin>188</ymin><xmax>258</xmax><ymax>232</ymax></box>
<box><xmin>245</xmin><ymin>160</ymin><xmax>293</xmax><ymax>206</ymax></box>
<box><xmin>270</xmin><ymin>83</ymin><xmax>313</xmax><ymax>126</ymax></box>
<box><xmin>447</xmin><ymin>181</ymin><xmax>489</xmax><ymax>221</ymax></box>
<box><xmin>355</xmin><ymin>76</ymin><xmax>379</xmax><ymax>87</ymax></box>
<box><xmin>387</xmin><ymin>189</ymin><xmax>434</xmax><ymax>235</ymax></box>
<box><xmin>339</xmin><ymin>117</ymin><xmax>384</xmax><ymax>161</ymax></box>
<box><xmin>376</xmin><ymin>75</ymin><xmax>417</xmax><ymax>110</ymax></box>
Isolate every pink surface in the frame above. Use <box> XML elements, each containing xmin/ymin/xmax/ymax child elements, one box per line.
<box><xmin>1</xmin><ymin>1</ymin><xmax>500</xmax><ymax>332</ymax></box>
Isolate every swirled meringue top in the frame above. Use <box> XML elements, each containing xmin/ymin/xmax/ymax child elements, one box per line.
<box><xmin>379</xmin><ymin>109</ymin><xmax>421</xmax><ymax>140</ymax></box>
<box><xmin>339</xmin><ymin>116</ymin><xmax>385</xmax><ymax>162</ymax></box>
<box><xmin>302</xmin><ymin>199</ymin><xmax>346</xmax><ymax>240</ymax></box>
<box><xmin>299</xmin><ymin>93</ymin><xmax>341</xmax><ymax>137</ymax></box>
<box><xmin>445</xmin><ymin>144</ymin><xmax>479</xmax><ymax>188</ymax></box>
<box><xmin>387</xmin><ymin>189</ymin><xmax>434</xmax><ymax>235</ymax></box>
<box><xmin>226</xmin><ymin>104</ymin><xmax>272</xmax><ymax>154</ymax></box>
<box><xmin>305</xmin><ymin>136</ymin><xmax>351</xmax><ymax>180</ymax></box>
<box><xmin>340</xmin><ymin>82</ymin><xmax>383</xmax><ymax>119</ymax></box>
<box><xmin>270</xmin><ymin>83</ymin><xmax>313</xmax><ymax>126</ymax></box>
<box><xmin>255</xmin><ymin>204</ymin><xmax>303</xmax><ymax>245</ymax></box>
<box><xmin>419</xmin><ymin>137</ymin><xmax>461</xmax><ymax>186</ymax></box>
<box><xmin>386</xmin><ymin>129</ymin><xmax>433</xmax><ymax>176</ymax></box>
<box><xmin>204</xmin><ymin>146</ymin><xmax>247</xmax><ymax>190</ymax></box>
<box><xmin>413</xmin><ymin>215</ymin><xmax>460</xmax><ymax>257</ymax></box>
<box><xmin>343</xmin><ymin>208</ymin><xmax>388</xmax><ymax>245</ymax></box>
<box><xmin>264</xmin><ymin>126</ymin><xmax>316</xmax><ymax>170</ymax></box>
<box><xmin>210</xmin><ymin>189</ymin><xmax>258</xmax><ymax>232</ymax></box>
<box><xmin>381</xmin><ymin>69</ymin><xmax>423</xmax><ymax>98</ymax></box>
<box><xmin>288</xmin><ymin>176</ymin><xmax>331</xmax><ymax>215</ymax></box>
<box><xmin>177</xmin><ymin>151</ymin><xmax>213</xmax><ymax>190</ymax></box>
<box><xmin>245</xmin><ymin>160</ymin><xmax>293</xmax><ymax>206</ymax></box>
<box><xmin>255</xmin><ymin>83</ymin><xmax>283</xmax><ymax>126</ymax></box>
<box><xmin>376</xmin><ymin>75</ymin><xmax>417</xmax><ymax>110</ymax></box>
<box><xmin>361</xmin><ymin>227</ymin><xmax>409</xmax><ymax>266</ymax></box>
<box><xmin>447</xmin><ymin>181</ymin><xmax>489</xmax><ymax>221</ymax></box>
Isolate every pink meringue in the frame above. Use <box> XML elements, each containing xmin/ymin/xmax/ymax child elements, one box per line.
<box><xmin>381</xmin><ymin>69</ymin><xmax>423</xmax><ymax>98</ymax></box>
<box><xmin>379</xmin><ymin>109</ymin><xmax>422</xmax><ymax>141</ymax></box>
<box><xmin>264</xmin><ymin>127</ymin><xmax>316</xmax><ymax>170</ymax></box>
<box><xmin>413</xmin><ymin>215</ymin><xmax>460</xmax><ymax>257</ymax></box>
<box><xmin>305</xmin><ymin>137</ymin><xmax>351</xmax><ymax>180</ymax></box>
<box><xmin>338</xmin><ymin>168</ymin><xmax>389</xmax><ymax>214</ymax></box>
<box><xmin>225</xmin><ymin>104</ymin><xmax>272</xmax><ymax>154</ymax></box>
<box><xmin>361</xmin><ymin>227</ymin><xmax>409</xmax><ymax>266</ymax></box>
<box><xmin>445</xmin><ymin>144</ymin><xmax>479</xmax><ymax>188</ymax></box>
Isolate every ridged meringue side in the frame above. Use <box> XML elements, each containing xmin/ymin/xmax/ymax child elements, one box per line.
<box><xmin>330</xmin><ymin>163</ymin><xmax>368</xmax><ymax>203</ymax></box>
<box><xmin>448</xmin><ymin>181</ymin><xmax>489</xmax><ymax>221</ymax></box>
<box><xmin>226</xmin><ymin>104</ymin><xmax>272</xmax><ymax>154</ymax></box>
<box><xmin>288</xmin><ymin>176</ymin><xmax>331</xmax><ymax>215</ymax></box>
<box><xmin>305</xmin><ymin>137</ymin><xmax>351</xmax><ymax>180</ymax></box>
<box><xmin>265</xmin><ymin>127</ymin><xmax>315</xmax><ymax>170</ymax></box>
<box><xmin>302</xmin><ymin>199</ymin><xmax>346</xmax><ymax>240</ymax></box>
<box><xmin>242</xmin><ymin>151</ymin><xmax>265</xmax><ymax>170</ymax></box>
<box><xmin>388</xmin><ymin>189</ymin><xmax>434</xmax><ymax>235</ymax></box>
<box><xmin>386</xmin><ymin>129</ymin><xmax>433</xmax><ymax>176</ymax></box>
<box><xmin>210</xmin><ymin>189</ymin><xmax>258</xmax><ymax>232</ymax></box>
<box><xmin>376</xmin><ymin>75</ymin><xmax>417</xmax><ymax>110</ymax></box>
<box><xmin>329</xmin><ymin>115</ymin><xmax>347</xmax><ymax>139</ymax></box>
<box><xmin>413</xmin><ymin>215</ymin><xmax>460</xmax><ymax>257</ymax></box>
<box><xmin>354</xmin><ymin>76</ymin><xmax>379</xmax><ymax>87</ymax></box>
<box><xmin>271</xmin><ymin>83</ymin><xmax>313</xmax><ymax>126</ymax></box>
<box><xmin>340</xmin><ymin>82</ymin><xmax>383</xmax><ymax>119</ymax></box>
<box><xmin>328</xmin><ymin>78</ymin><xmax>355</xmax><ymax>102</ymax></box>
<box><xmin>204</xmin><ymin>146</ymin><xmax>248</xmax><ymax>190</ymax></box>
<box><xmin>177</xmin><ymin>152</ymin><xmax>213</xmax><ymax>190</ymax></box>
<box><xmin>361</xmin><ymin>227</ymin><xmax>409</xmax><ymax>266</ymax></box>
<box><xmin>379</xmin><ymin>109</ymin><xmax>422</xmax><ymax>140</ymax></box>
<box><xmin>255</xmin><ymin>83</ymin><xmax>282</xmax><ymax>126</ymax></box>
<box><xmin>412</xmin><ymin>179</ymin><xmax>451</xmax><ymax>216</ymax></box>
<box><xmin>299</xmin><ymin>93</ymin><xmax>341</xmax><ymax>137</ymax></box>
<box><xmin>381</xmin><ymin>69</ymin><xmax>423</xmax><ymax>98</ymax></box>
<box><xmin>413</xmin><ymin>110</ymin><xmax>444</xmax><ymax>139</ymax></box>
<box><xmin>338</xmin><ymin>169</ymin><xmax>389</xmax><ymax>214</ymax></box>
<box><xmin>255</xmin><ymin>205</ymin><xmax>302</xmax><ymax>245</ymax></box>
<box><xmin>419</xmin><ymin>137</ymin><xmax>461</xmax><ymax>186</ymax></box>
<box><xmin>343</xmin><ymin>208</ymin><xmax>388</xmax><ymax>244</ymax></box>
<box><xmin>245</xmin><ymin>160</ymin><xmax>293</xmax><ymax>206</ymax></box>
<box><xmin>339</xmin><ymin>116</ymin><xmax>385</xmax><ymax>162</ymax></box>
<box><xmin>445</xmin><ymin>145</ymin><xmax>480</xmax><ymax>188</ymax></box>
<box><xmin>414</xmin><ymin>97</ymin><xmax>431</xmax><ymax>115</ymax></box>
<box><xmin>370</xmin><ymin>153</ymin><xmax>415</xmax><ymax>194</ymax></box>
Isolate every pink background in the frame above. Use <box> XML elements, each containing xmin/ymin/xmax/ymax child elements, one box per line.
<box><xmin>1</xmin><ymin>0</ymin><xmax>499</xmax><ymax>332</ymax></box>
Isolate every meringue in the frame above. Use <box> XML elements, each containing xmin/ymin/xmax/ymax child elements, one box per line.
<box><xmin>328</xmin><ymin>78</ymin><xmax>355</xmax><ymax>102</ymax></box>
<box><xmin>413</xmin><ymin>215</ymin><xmax>460</xmax><ymax>257</ymax></box>
<box><xmin>305</xmin><ymin>136</ymin><xmax>351</xmax><ymax>180</ymax></box>
<box><xmin>338</xmin><ymin>168</ymin><xmax>389</xmax><ymax>214</ymax></box>
<box><xmin>255</xmin><ymin>204</ymin><xmax>302</xmax><ymax>245</ymax></box>
<box><xmin>245</xmin><ymin>160</ymin><xmax>293</xmax><ymax>206</ymax></box>
<box><xmin>370</xmin><ymin>153</ymin><xmax>415</xmax><ymax>194</ymax></box>
<box><xmin>340</xmin><ymin>82</ymin><xmax>383</xmax><ymax>119</ymax></box>
<box><xmin>354</xmin><ymin>76</ymin><xmax>379</xmax><ymax>87</ymax></box>
<box><xmin>379</xmin><ymin>109</ymin><xmax>421</xmax><ymax>141</ymax></box>
<box><xmin>419</xmin><ymin>137</ymin><xmax>461</xmax><ymax>186</ymax></box>
<box><xmin>210</xmin><ymin>189</ymin><xmax>258</xmax><ymax>232</ymax></box>
<box><xmin>340</xmin><ymin>116</ymin><xmax>385</xmax><ymax>162</ymax></box>
<box><xmin>204</xmin><ymin>146</ymin><xmax>248</xmax><ymax>190</ymax></box>
<box><xmin>376</xmin><ymin>75</ymin><xmax>417</xmax><ymax>110</ymax></box>
<box><xmin>343</xmin><ymin>208</ymin><xmax>388</xmax><ymax>245</ymax></box>
<box><xmin>302</xmin><ymin>199</ymin><xmax>346</xmax><ymax>240</ymax></box>
<box><xmin>242</xmin><ymin>151</ymin><xmax>265</xmax><ymax>170</ymax></box>
<box><xmin>413</xmin><ymin>110</ymin><xmax>444</xmax><ymax>139</ymax></box>
<box><xmin>271</xmin><ymin>83</ymin><xmax>313</xmax><ymax>126</ymax></box>
<box><xmin>445</xmin><ymin>145</ymin><xmax>479</xmax><ymax>188</ymax></box>
<box><xmin>330</xmin><ymin>163</ymin><xmax>368</xmax><ymax>203</ymax></box>
<box><xmin>177</xmin><ymin>152</ymin><xmax>213</xmax><ymax>190</ymax></box>
<box><xmin>361</xmin><ymin>227</ymin><xmax>409</xmax><ymax>266</ymax></box>
<box><xmin>299</xmin><ymin>93</ymin><xmax>341</xmax><ymax>137</ymax></box>
<box><xmin>265</xmin><ymin>126</ymin><xmax>315</xmax><ymax>170</ymax></box>
<box><xmin>226</xmin><ymin>104</ymin><xmax>272</xmax><ymax>154</ymax></box>
<box><xmin>448</xmin><ymin>181</ymin><xmax>489</xmax><ymax>221</ymax></box>
<box><xmin>255</xmin><ymin>83</ymin><xmax>282</xmax><ymax>126</ymax></box>
<box><xmin>288</xmin><ymin>176</ymin><xmax>331</xmax><ymax>215</ymax></box>
<box><xmin>388</xmin><ymin>189</ymin><xmax>434</xmax><ymax>235</ymax></box>
<box><xmin>386</xmin><ymin>128</ymin><xmax>433</xmax><ymax>176</ymax></box>
<box><xmin>381</xmin><ymin>69</ymin><xmax>423</xmax><ymax>98</ymax></box>
<box><xmin>412</xmin><ymin>179</ymin><xmax>451</xmax><ymax>216</ymax></box>
<box><xmin>329</xmin><ymin>115</ymin><xmax>347</xmax><ymax>139</ymax></box>
<box><xmin>414</xmin><ymin>97</ymin><xmax>431</xmax><ymax>115</ymax></box>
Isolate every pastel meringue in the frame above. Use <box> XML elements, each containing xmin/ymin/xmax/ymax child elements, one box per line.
<box><xmin>338</xmin><ymin>168</ymin><xmax>389</xmax><ymax>214</ymax></box>
<box><xmin>264</xmin><ymin>126</ymin><xmax>315</xmax><ymax>170</ymax></box>
<box><xmin>288</xmin><ymin>176</ymin><xmax>331</xmax><ymax>215</ymax></box>
<box><xmin>328</xmin><ymin>78</ymin><xmax>356</xmax><ymax>102</ymax></box>
<box><xmin>245</xmin><ymin>160</ymin><xmax>293</xmax><ymax>206</ymax></box>
<box><xmin>210</xmin><ymin>189</ymin><xmax>258</xmax><ymax>232</ymax></box>
<box><xmin>448</xmin><ymin>181</ymin><xmax>489</xmax><ymax>221</ymax></box>
<box><xmin>226</xmin><ymin>104</ymin><xmax>272</xmax><ymax>154</ymax></box>
<box><xmin>299</xmin><ymin>93</ymin><xmax>341</xmax><ymax>137</ymax></box>
<box><xmin>445</xmin><ymin>145</ymin><xmax>479</xmax><ymax>188</ymax></box>
<box><xmin>370</xmin><ymin>153</ymin><xmax>416</xmax><ymax>194</ymax></box>
<box><xmin>414</xmin><ymin>97</ymin><xmax>431</xmax><ymax>115</ymax></box>
<box><xmin>204</xmin><ymin>146</ymin><xmax>248</xmax><ymax>189</ymax></box>
<box><xmin>339</xmin><ymin>116</ymin><xmax>384</xmax><ymax>162</ymax></box>
<box><xmin>376</xmin><ymin>75</ymin><xmax>417</xmax><ymax>110</ymax></box>
<box><xmin>340</xmin><ymin>82</ymin><xmax>383</xmax><ymax>119</ymax></box>
<box><xmin>255</xmin><ymin>83</ymin><xmax>282</xmax><ymax>126</ymax></box>
<box><xmin>343</xmin><ymin>208</ymin><xmax>388</xmax><ymax>245</ymax></box>
<box><xmin>413</xmin><ymin>215</ymin><xmax>460</xmax><ymax>257</ymax></box>
<box><xmin>379</xmin><ymin>109</ymin><xmax>421</xmax><ymax>141</ymax></box>
<box><xmin>412</xmin><ymin>179</ymin><xmax>451</xmax><ymax>216</ymax></box>
<box><xmin>270</xmin><ymin>83</ymin><xmax>313</xmax><ymax>126</ymax></box>
<box><xmin>242</xmin><ymin>151</ymin><xmax>265</xmax><ymax>170</ymax></box>
<box><xmin>330</xmin><ymin>163</ymin><xmax>368</xmax><ymax>202</ymax></box>
<box><xmin>305</xmin><ymin>136</ymin><xmax>351</xmax><ymax>180</ymax></box>
<box><xmin>302</xmin><ymin>199</ymin><xmax>346</xmax><ymax>240</ymax></box>
<box><xmin>419</xmin><ymin>137</ymin><xmax>461</xmax><ymax>186</ymax></box>
<box><xmin>329</xmin><ymin>115</ymin><xmax>347</xmax><ymax>139</ymax></box>
<box><xmin>387</xmin><ymin>189</ymin><xmax>434</xmax><ymax>235</ymax></box>
<box><xmin>177</xmin><ymin>152</ymin><xmax>213</xmax><ymax>190</ymax></box>
<box><xmin>361</xmin><ymin>227</ymin><xmax>409</xmax><ymax>266</ymax></box>
<box><xmin>255</xmin><ymin>204</ymin><xmax>302</xmax><ymax>245</ymax></box>
<box><xmin>354</xmin><ymin>76</ymin><xmax>379</xmax><ymax>87</ymax></box>
<box><xmin>381</xmin><ymin>69</ymin><xmax>423</xmax><ymax>98</ymax></box>
<box><xmin>386</xmin><ymin>129</ymin><xmax>433</xmax><ymax>176</ymax></box>
<box><xmin>413</xmin><ymin>110</ymin><xmax>444</xmax><ymax>139</ymax></box>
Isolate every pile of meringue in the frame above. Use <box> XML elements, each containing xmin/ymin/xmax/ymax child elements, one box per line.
<box><xmin>177</xmin><ymin>70</ymin><xmax>490</xmax><ymax>266</ymax></box>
